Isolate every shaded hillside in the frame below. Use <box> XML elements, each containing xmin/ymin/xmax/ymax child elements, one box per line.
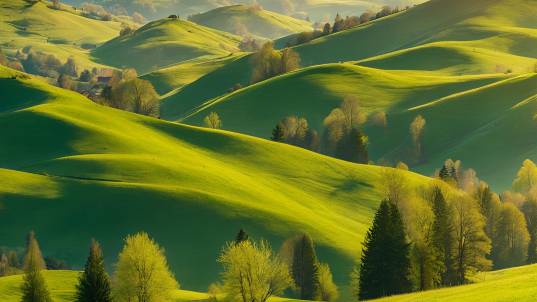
<box><xmin>92</xmin><ymin>18</ymin><xmax>242</xmax><ymax>74</ymax></box>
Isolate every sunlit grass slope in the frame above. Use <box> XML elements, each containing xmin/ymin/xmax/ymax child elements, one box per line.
<box><xmin>92</xmin><ymin>18</ymin><xmax>242</xmax><ymax>74</ymax></box>
<box><xmin>0</xmin><ymin>66</ymin><xmax>435</xmax><ymax>290</ymax></box>
<box><xmin>0</xmin><ymin>271</ymin><xmax>305</xmax><ymax>302</ymax></box>
<box><xmin>188</xmin><ymin>4</ymin><xmax>312</xmax><ymax>39</ymax></box>
<box><xmin>141</xmin><ymin>53</ymin><xmax>247</xmax><ymax>95</ymax></box>
<box><xmin>373</xmin><ymin>264</ymin><xmax>537</xmax><ymax>302</ymax></box>
<box><xmin>160</xmin><ymin>0</ymin><xmax>537</xmax><ymax>118</ymax></box>
<box><xmin>0</xmin><ymin>0</ymin><xmax>122</xmax><ymax>70</ymax></box>
<box><xmin>181</xmin><ymin>64</ymin><xmax>509</xmax><ymax>135</ymax></box>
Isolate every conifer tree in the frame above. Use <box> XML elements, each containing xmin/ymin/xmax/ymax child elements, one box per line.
<box><xmin>235</xmin><ymin>229</ymin><xmax>249</xmax><ymax>244</ymax></box>
<box><xmin>430</xmin><ymin>186</ymin><xmax>456</xmax><ymax>286</ymax></box>
<box><xmin>21</xmin><ymin>231</ymin><xmax>52</xmax><ymax>302</ymax></box>
<box><xmin>271</xmin><ymin>124</ymin><xmax>285</xmax><ymax>142</ymax></box>
<box><xmin>359</xmin><ymin>200</ymin><xmax>412</xmax><ymax>300</ymax></box>
<box><xmin>75</xmin><ymin>239</ymin><xmax>112</xmax><ymax>302</ymax></box>
<box><xmin>291</xmin><ymin>234</ymin><xmax>320</xmax><ymax>300</ymax></box>
<box><xmin>522</xmin><ymin>198</ymin><xmax>537</xmax><ymax>263</ymax></box>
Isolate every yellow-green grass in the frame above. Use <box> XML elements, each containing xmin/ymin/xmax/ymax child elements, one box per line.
<box><xmin>374</xmin><ymin>264</ymin><xmax>537</xmax><ymax>302</ymax></box>
<box><xmin>358</xmin><ymin>42</ymin><xmax>537</xmax><ymax>75</ymax></box>
<box><xmin>160</xmin><ymin>0</ymin><xmax>537</xmax><ymax>117</ymax></box>
<box><xmin>92</xmin><ymin>18</ymin><xmax>243</xmax><ymax>74</ymax></box>
<box><xmin>188</xmin><ymin>4</ymin><xmax>312</xmax><ymax>40</ymax></box>
<box><xmin>0</xmin><ymin>65</ymin><xmax>438</xmax><ymax>291</ymax></box>
<box><xmin>180</xmin><ymin>64</ymin><xmax>509</xmax><ymax>135</ymax></box>
<box><xmin>0</xmin><ymin>0</ymin><xmax>123</xmax><ymax>71</ymax></box>
<box><xmin>141</xmin><ymin>53</ymin><xmax>247</xmax><ymax>95</ymax></box>
<box><xmin>181</xmin><ymin>64</ymin><xmax>537</xmax><ymax>189</ymax></box>
<box><xmin>0</xmin><ymin>270</ymin><xmax>307</xmax><ymax>302</ymax></box>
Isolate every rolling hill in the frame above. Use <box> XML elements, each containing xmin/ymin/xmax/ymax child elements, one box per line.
<box><xmin>92</xmin><ymin>18</ymin><xmax>243</xmax><ymax>74</ymax></box>
<box><xmin>141</xmin><ymin>53</ymin><xmax>247</xmax><ymax>95</ymax></box>
<box><xmin>188</xmin><ymin>4</ymin><xmax>313</xmax><ymax>39</ymax></box>
<box><xmin>374</xmin><ymin>264</ymin><xmax>537</xmax><ymax>302</ymax></box>
<box><xmin>0</xmin><ymin>65</ymin><xmax>440</xmax><ymax>291</ymax></box>
<box><xmin>160</xmin><ymin>0</ymin><xmax>537</xmax><ymax>120</ymax></box>
<box><xmin>157</xmin><ymin>0</ymin><xmax>537</xmax><ymax>189</ymax></box>
<box><xmin>0</xmin><ymin>0</ymin><xmax>123</xmax><ymax>70</ymax></box>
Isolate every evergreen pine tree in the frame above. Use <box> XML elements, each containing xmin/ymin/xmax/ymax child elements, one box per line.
<box><xmin>359</xmin><ymin>200</ymin><xmax>412</xmax><ymax>300</ymax></box>
<box><xmin>430</xmin><ymin>187</ymin><xmax>456</xmax><ymax>286</ymax></box>
<box><xmin>271</xmin><ymin>124</ymin><xmax>285</xmax><ymax>142</ymax></box>
<box><xmin>522</xmin><ymin>199</ymin><xmax>537</xmax><ymax>263</ymax></box>
<box><xmin>235</xmin><ymin>229</ymin><xmax>249</xmax><ymax>245</ymax></box>
<box><xmin>292</xmin><ymin>234</ymin><xmax>320</xmax><ymax>300</ymax></box>
<box><xmin>21</xmin><ymin>231</ymin><xmax>52</xmax><ymax>302</ymax></box>
<box><xmin>75</xmin><ymin>239</ymin><xmax>112</xmax><ymax>302</ymax></box>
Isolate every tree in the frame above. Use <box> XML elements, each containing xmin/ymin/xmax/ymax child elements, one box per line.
<box><xmin>57</xmin><ymin>73</ymin><xmax>73</xmax><ymax>90</ymax></box>
<box><xmin>251</xmin><ymin>42</ymin><xmax>281</xmax><ymax>83</ymax></box>
<box><xmin>332</xmin><ymin>13</ymin><xmax>344</xmax><ymax>33</ymax></box>
<box><xmin>322</xmin><ymin>23</ymin><xmax>331</xmax><ymax>35</ymax></box>
<box><xmin>451</xmin><ymin>194</ymin><xmax>491</xmax><ymax>284</ymax></box>
<box><xmin>235</xmin><ymin>229</ymin><xmax>249</xmax><ymax>244</ymax></box>
<box><xmin>315</xmin><ymin>263</ymin><xmax>339</xmax><ymax>302</ymax></box>
<box><xmin>111</xmin><ymin>79</ymin><xmax>160</xmax><ymax>117</ymax></box>
<box><xmin>522</xmin><ymin>198</ymin><xmax>537</xmax><ymax>263</ymax></box>
<box><xmin>475</xmin><ymin>183</ymin><xmax>501</xmax><ymax>244</ymax></box>
<box><xmin>359</xmin><ymin>200</ymin><xmax>412</xmax><ymax>300</ymax></box>
<box><xmin>60</xmin><ymin>57</ymin><xmax>78</xmax><ymax>77</ymax></box>
<box><xmin>218</xmin><ymin>240</ymin><xmax>292</xmax><ymax>302</ymax></box>
<box><xmin>410</xmin><ymin>115</ymin><xmax>426</xmax><ymax>161</ymax></box>
<box><xmin>203</xmin><ymin>112</ymin><xmax>222</xmax><ymax>129</ymax></box>
<box><xmin>271</xmin><ymin>123</ymin><xmax>285</xmax><ymax>142</ymax></box>
<box><xmin>335</xmin><ymin>128</ymin><xmax>368</xmax><ymax>164</ymax></box>
<box><xmin>429</xmin><ymin>186</ymin><xmax>456</xmax><ymax>286</ymax></box>
<box><xmin>251</xmin><ymin>42</ymin><xmax>301</xmax><ymax>83</ymax></box>
<box><xmin>291</xmin><ymin>234</ymin><xmax>320</xmax><ymax>300</ymax></box>
<box><xmin>112</xmin><ymin>232</ymin><xmax>178</xmax><ymax>302</ymax></box>
<box><xmin>323</xmin><ymin>96</ymin><xmax>368</xmax><ymax>162</ymax></box>
<box><xmin>492</xmin><ymin>203</ymin><xmax>529</xmax><ymax>269</ymax></box>
<box><xmin>21</xmin><ymin>231</ymin><xmax>52</xmax><ymax>302</ymax></box>
<box><xmin>76</xmin><ymin>239</ymin><xmax>112</xmax><ymax>302</ymax></box>
<box><xmin>79</xmin><ymin>69</ymin><xmax>92</xmax><ymax>82</ymax></box>
<box><xmin>280</xmin><ymin>48</ymin><xmax>301</xmax><ymax>73</ymax></box>
<box><xmin>512</xmin><ymin>159</ymin><xmax>537</xmax><ymax>194</ymax></box>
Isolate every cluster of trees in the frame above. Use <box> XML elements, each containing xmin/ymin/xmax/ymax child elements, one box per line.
<box><xmin>17</xmin><ymin>231</ymin><xmax>178</xmax><ymax>302</ymax></box>
<box><xmin>16</xmin><ymin>48</ymin><xmax>77</xmax><ymax>79</ymax></box>
<box><xmin>251</xmin><ymin>42</ymin><xmax>300</xmax><ymax>83</ymax></box>
<box><xmin>15</xmin><ymin>228</ymin><xmax>338</xmax><ymax>302</ymax></box>
<box><xmin>355</xmin><ymin>158</ymin><xmax>537</xmax><ymax>300</ymax></box>
<box><xmin>214</xmin><ymin>230</ymin><xmax>338</xmax><ymax>302</ymax></box>
<box><xmin>271</xmin><ymin>116</ymin><xmax>320</xmax><ymax>152</ymax></box>
<box><xmin>292</xmin><ymin>6</ymin><xmax>409</xmax><ymax>46</ymax></box>
<box><xmin>99</xmin><ymin>68</ymin><xmax>160</xmax><ymax>117</ymax></box>
<box><xmin>271</xmin><ymin>97</ymin><xmax>369</xmax><ymax>164</ymax></box>
<box><xmin>80</xmin><ymin>3</ymin><xmax>112</xmax><ymax>21</ymax></box>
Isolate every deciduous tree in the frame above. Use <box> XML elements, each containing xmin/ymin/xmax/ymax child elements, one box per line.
<box><xmin>112</xmin><ymin>232</ymin><xmax>178</xmax><ymax>302</ymax></box>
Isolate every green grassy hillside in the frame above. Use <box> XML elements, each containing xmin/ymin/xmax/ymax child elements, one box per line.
<box><xmin>160</xmin><ymin>0</ymin><xmax>537</xmax><ymax>119</ymax></box>
<box><xmin>0</xmin><ymin>0</ymin><xmax>122</xmax><ymax>70</ymax></box>
<box><xmin>141</xmin><ymin>53</ymin><xmax>246</xmax><ymax>95</ymax></box>
<box><xmin>188</xmin><ymin>5</ymin><xmax>312</xmax><ymax>39</ymax></box>
<box><xmin>92</xmin><ymin>18</ymin><xmax>242</xmax><ymax>74</ymax></box>
<box><xmin>0</xmin><ymin>66</ymin><xmax>438</xmax><ymax>291</ymax></box>
<box><xmin>0</xmin><ymin>270</ymin><xmax>305</xmax><ymax>302</ymax></box>
<box><xmin>374</xmin><ymin>264</ymin><xmax>537</xmax><ymax>302</ymax></box>
<box><xmin>180</xmin><ymin>64</ymin><xmax>509</xmax><ymax>135</ymax></box>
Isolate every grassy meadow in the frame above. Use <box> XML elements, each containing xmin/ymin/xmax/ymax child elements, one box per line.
<box><xmin>92</xmin><ymin>18</ymin><xmax>243</xmax><ymax>74</ymax></box>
